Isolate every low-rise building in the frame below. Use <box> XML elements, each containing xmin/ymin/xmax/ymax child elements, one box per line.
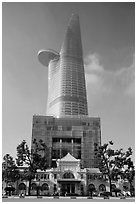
<box><xmin>3</xmin><ymin>153</ymin><xmax>130</xmax><ymax>196</ymax></box>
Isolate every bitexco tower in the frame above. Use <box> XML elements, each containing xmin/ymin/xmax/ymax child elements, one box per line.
<box><xmin>32</xmin><ymin>14</ymin><xmax>101</xmax><ymax>168</ymax></box>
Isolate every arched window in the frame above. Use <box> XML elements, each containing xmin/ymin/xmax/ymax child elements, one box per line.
<box><xmin>31</xmin><ymin>183</ymin><xmax>37</xmax><ymax>190</ymax></box>
<box><xmin>99</xmin><ymin>184</ymin><xmax>106</xmax><ymax>192</ymax></box>
<box><xmin>42</xmin><ymin>183</ymin><xmax>49</xmax><ymax>191</ymax></box>
<box><xmin>88</xmin><ymin>184</ymin><xmax>96</xmax><ymax>191</ymax></box>
<box><xmin>123</xmin><ymin>185</ymin><xmax>128</xmax><ymax>191</ymax></box>
<box><xmin>88</xmin><ymin>184</ymin><xmax>96</xmax><ymax>196</ymax></box>
<box><xmin>63</xmin><ymin>172</ymin><xmax>75</xmax><ymax>179</ymax></box>
<box><xmin>111</xmin><ymin>184</ymin><xmax>116</xmax><ymax>191</ymax></box>
<box><xmin>18</xmin><ymin>183</ymin><xmax>26</xmax><ymax>190</ymax></box>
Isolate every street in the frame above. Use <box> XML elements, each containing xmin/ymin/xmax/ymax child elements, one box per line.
<box><xmin>2</xmin><ymin>196</ymin><xmax>135</xmax><ymax>202</ymax></box>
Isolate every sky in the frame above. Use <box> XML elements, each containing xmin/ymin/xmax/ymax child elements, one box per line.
<box><xmin>2</xmin><ymin>2</ymin><xmax>135</xmax><ymax>161</ymax></box>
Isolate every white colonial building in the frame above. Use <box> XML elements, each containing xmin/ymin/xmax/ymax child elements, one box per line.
<box><xmin>3</xmin><ymin>153</ymin><xmax>129</xmax><ymax>196</ymax></box>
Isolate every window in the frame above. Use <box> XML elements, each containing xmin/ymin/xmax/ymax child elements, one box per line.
<box><xmin>83</xmin><ymin>131</ymin><xmax>86</xmax><ymax>137</ymax></box>
<box><xmin>88</xmin><ymin>184</ymin><xmax>96</xmax><ymax>192</ymax></box>
<box><xmin>48</xmin><ymin>120</ymin><xmax>53</xmax><ymax>125</ymax></box>
<box><xmin>53</xmin><ymin>138</ymin><xmax>60</xmax><ymax>143</ymax></box>
<box><xmin>62</xmin><ymin>138</ymin><xmax>71</xmax><ymax>143</ymax></box>
<box><xmin>99</xmin><ymin>184</ymin><xmax>106</xmax><ymax>192</ymax></box>
<box><xmin>52</xmin><ymin>149</ymin><xmax>60</xmax><ymax>159</ymax></box>
<box><xmin>53</xmin><ymin>126</ymin><xmax>58</xmax><ymax>131</ymax></box>
<box><xmin>51</xmin><ymin>160</ymin><xmax>57</xmax><ymax>168</ymax></box>
<box><xmin>47</xmin><ymin>126</ymin><xmax>52</xmax><ymax>130</ymax></box>
<box><xmin>63</xmin><ymin>172</ymin><xmax>75</xmax><ymax>179</ymax></box>
<box><xmin>66</xmin><ymin>126</ymin><xmax>72</xmax><ymax>131</ymax></box>
<box><xmin>18</xmin><ymin>183</ymin><xmax>26</xmax><ymax>190</ymax></box>
<box><xmin>73</xmin><ymin>138</ymin><xmax>81</xmax><ymax>144</ymax></box>
<box><xmin>57</xmin><ymin>126</ymin><xmax>62</xmax><ymax>131</ymax></box>
<box><xmin>93</xmin><ymin>121</ymin><xmax>100</xmax><ymax>127</ymax></box>
<box><xmin>42</xmin><ymin>183</ymin><xmax>49</xmax><ymax>191</ymax></box>
<box><xmin>31</xmin><ymin>183</ymin><xmax>37</xmax><ymax>190</ymax></box>
<box><xmin>94</xmin><ymin>143</ymin><xmax>98</xmax><ymax>151</ymax></box>
<box><xmin>61</xmin><ymin>149</ymin><xmax>68</xmax><ymax>157</ymax></box>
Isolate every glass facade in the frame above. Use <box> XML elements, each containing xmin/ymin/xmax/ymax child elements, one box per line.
<box><xmin>45</xmin><ymin>14</ymin><xmax>88</xmax><ymax>117</ymax></box>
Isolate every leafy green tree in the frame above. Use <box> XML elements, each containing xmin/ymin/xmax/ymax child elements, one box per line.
<box><xmin>16</xmin><ymin>139</ymin><xmax>49</xmax><ymax>195</ymax></box>
<box><xmin>97</xmin><ymin>141</ymin><xmax>134</xmax><ymax>195</ymax></box>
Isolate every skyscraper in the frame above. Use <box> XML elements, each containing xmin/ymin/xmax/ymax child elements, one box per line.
<box><xmin>38</xmin><ymin>14</ymin><xmax>88</xmax><ymax>117</ymax></box>
<box><xmin>32</xmin><ymin>14</ymin><xmax>101</xmax><ymax>168</ymax></box>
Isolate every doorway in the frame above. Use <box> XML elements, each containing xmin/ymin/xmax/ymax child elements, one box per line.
<box><xmin>61</xmin><ymin>183</ymin><xmax>75</xmax><ymax>195</ymax></box>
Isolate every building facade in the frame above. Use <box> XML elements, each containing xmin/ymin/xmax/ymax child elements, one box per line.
<box><xmin>4</xmin><ymin>153</ymin><xmax>127</xmax><ymax>196</ymax></box>
<box><xmin>33</xmin><ymin>14</ymin><xmax>101</xmax><ymax>169</ymax></box>
<box><xmin>32</xmin><ymin>115</ymin><xmax>101</xmax><ymax>168</ymax></box>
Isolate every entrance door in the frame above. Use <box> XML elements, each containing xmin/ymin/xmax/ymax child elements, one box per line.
<box><xmin>71</xmin><ymin>184</ymin><xmax>75</xmax><ymax>193</ymax></box>
<box><xmin>61</xmin><ymin>183</ymin><xmax>75</xmax><ymax>195</ymax></box>
<box><xmin>67</xmin><ymin>184</ymin><xmax>71</xmax><ymax>194</ymax></box>
<box><xmin>66</xmin><ymin>183</ymin><xmax>75</xmax><ymax>194</ymax></box>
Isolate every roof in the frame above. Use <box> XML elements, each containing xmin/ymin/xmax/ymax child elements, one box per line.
<box><xmin>38</xmin><ymin>49</ymin><xmax>59</xmax><ymax>67</ymax></box>
<box><xmin>58</xmin><ymin>153</ymin><xmax>80</xmax><ymax>162</ymax></box>
<box><xmin>86</xmin><ymin>168</ymin><xmax>101</xmax><ymax>174</ymax></box>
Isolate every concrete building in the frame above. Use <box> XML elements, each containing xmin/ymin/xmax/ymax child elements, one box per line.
<box><xmin>32</xmin><ymin>14</ymin><xmax>101</xmax><ymax>169</ymax></box>
<box><xmin>32</xmin><ymin>115</ymin><xmax>101</xmax><ymax>168</ymax></box>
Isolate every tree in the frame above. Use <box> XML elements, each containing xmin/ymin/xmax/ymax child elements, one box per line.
<box><xmin>121</xmin><ymin>152</ymin><xmax>135</xmax><ymax>196</ymax></box>
<box><xmin>16</xmin><ymin>139</ymin><xmax>49</xmax><ymax>195</ymax></box>
<box><xmin>2</xmin><ymin>154</ymin><xmax>20</xmax><ymax>195</ymax></box>
<box><xmin>97</xmin><ymin>141</ymin><xmax>134</xmax><ymax>195</ymax></box>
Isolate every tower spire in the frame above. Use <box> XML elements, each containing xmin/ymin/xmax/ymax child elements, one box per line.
<box><xmin>60</xmin><ymin>13</ymin><xmax>83</xmax><ymax>58</ymax></box>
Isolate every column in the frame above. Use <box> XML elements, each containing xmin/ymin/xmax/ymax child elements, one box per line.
<box><xmin>60</xmin><ymin>139</ymin><xmax>62</xmax><ymax>158</ymax></box>
<box><xmin>71</xmin><ymin>138</ymin><xmax>73</xmax><ymax>155</ymax></box>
